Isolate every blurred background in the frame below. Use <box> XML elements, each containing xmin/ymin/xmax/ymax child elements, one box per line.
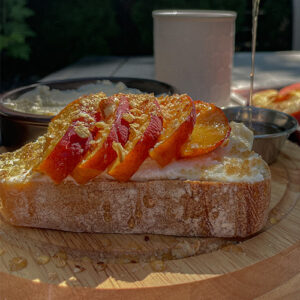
<box><xmin>0</xmin><ymin>0</ymin><xmax>292</xmax><ymax>93</ymax></box>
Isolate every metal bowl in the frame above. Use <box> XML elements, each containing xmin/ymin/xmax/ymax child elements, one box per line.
<box><xmin>222</xmin><ymin>106</ymin><xmax>298</xmax><ymax>164</ymax></box>
<box><xmin>0</xmin><ymin>77</ymin><xmax>175</xmax><ymax>149</ymax></box>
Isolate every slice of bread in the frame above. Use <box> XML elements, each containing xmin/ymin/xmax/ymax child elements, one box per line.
<box><xmin>0</xmin><ymin>122</ymin><xmax>271</xmax><ymax>238</ymax></box>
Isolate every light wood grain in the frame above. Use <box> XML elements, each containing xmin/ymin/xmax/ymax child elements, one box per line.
<box><xmin>0</xmin><ymin>141</ymin><xmax>299</xmax><ymax>299</ymax></box>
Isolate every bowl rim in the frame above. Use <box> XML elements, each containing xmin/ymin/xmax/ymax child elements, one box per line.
<box><xmin>222</xmin><ymin>105</ymin><xmax>299</xmax><ymax>139</ymax></box>
<box><xmin>0</xmin><ymin>77</ymin><xmax>175</xmax><ymax>124</ymax></box>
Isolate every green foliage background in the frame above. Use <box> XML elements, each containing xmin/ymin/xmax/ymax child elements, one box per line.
<box><xmin>27</xmin><ymin>0</ymin><xmax>119</xmax><ymax>72</ymax></box>
<box><xmin>0</xmin><ymin>0</ymin><xmax>292</xmax><ymax>91</ymax></box>
<box><xmin>0</xmin><ymin>0</ymin><xmax>34</xmax><ymax>60</ymax></box>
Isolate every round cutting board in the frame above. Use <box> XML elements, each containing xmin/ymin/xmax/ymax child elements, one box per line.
<box><xmin>0</xmin><ymin>141</ymin><xmax>300</xmax><ymax>299</ymax></box>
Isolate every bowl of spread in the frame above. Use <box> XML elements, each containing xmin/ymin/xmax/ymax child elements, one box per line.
<box><xmin>0</xmin><ymin>77</ymin><xmax>175</xmax><ymax>149</ymax></box>
<box><xmin>223</xmin><ymin>106</ymin><xmax>298</xmax><ymax>164</ymax></box>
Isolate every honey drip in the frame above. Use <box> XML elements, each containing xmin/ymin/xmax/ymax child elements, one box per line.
<box><xmin>35</xmin><ymin>254</ymin><xmax>50</xmax><ymax>265</ymax></box>
<box><xmin>247</xmin><ymin>0</ymin><xmax>261</xmax><ymax>130</ymax></box>
<box><xmin>135</xmin><ymin>199</ymin><xmax>143</xmax><ymax>219</ymax></box>
<box><xmin>104</xmin><ymin>212</ymin><xmax>112</xmax><ymax>222</ymax></box>
<box><xmin>9</xmin><ymin>257</ymin><xmax>27</xmax><ymax>271</ymax></box>
<box><xmin>53</xmin><ymin>251</ymin><xmax>68</xmax><ymax>268</ymax></box>
<box><xmin>249</xmin><ymin>0</ymin><xmax>261</xmax><ymax>107</ymax></box>
<box><xmin>128</xmin><ymin>216</ymin><xmax>135</xmax><ymax>229</ymax></box>
<box><xmin>103</xmin><ymin>201</ymin><xmax>112</xmax><ymax>222</ymax></box>
<box><xmin>143</xmin><ymin>195</ymin><xmax>156</xmax><ymax>208</ymax></box>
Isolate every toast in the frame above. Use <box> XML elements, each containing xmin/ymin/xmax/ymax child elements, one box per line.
<box><xmin>0</xmin><ymin>94</ymin><xmax>271</xmax><ymax>238</ymax></box>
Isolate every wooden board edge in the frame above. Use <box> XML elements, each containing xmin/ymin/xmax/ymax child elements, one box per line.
<box><xmin>0</xmin><ymin>241</ymin><xmax>299</xmax><ymax>300</ymax></box>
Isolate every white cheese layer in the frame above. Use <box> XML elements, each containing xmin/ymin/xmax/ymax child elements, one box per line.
<box><xmin>99</xmin><ymin>122</ymin><xmax>269</xmax><ymax>183</ymax></box>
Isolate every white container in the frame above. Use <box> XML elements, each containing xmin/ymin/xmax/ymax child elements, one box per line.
<box><xmin>153</xmin><ymin>10</ymin><xmax>236</xmax><ymax>106</ymax></box>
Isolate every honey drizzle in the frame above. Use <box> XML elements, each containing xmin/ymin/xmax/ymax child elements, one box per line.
<box><xmin>247</xmin><ymin>0</ymin><xmax>261</xmax><ymax>130</ymax></box>
<box><xmin>249</xmin><ymin>0</ymin><xmax>261</xmax><ymax>107</ymax></box>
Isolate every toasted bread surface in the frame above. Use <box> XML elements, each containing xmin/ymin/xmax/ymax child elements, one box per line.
<box><xmin>0</xmin><ymin>176</ymin><xmax>270</xmax><ymax>238</ymax></box>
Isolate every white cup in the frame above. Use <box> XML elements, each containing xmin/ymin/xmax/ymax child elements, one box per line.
<box><xmin>153</xmin><ymin>10</ymin><xmax>236</xmax><ymax>106</ymax></box>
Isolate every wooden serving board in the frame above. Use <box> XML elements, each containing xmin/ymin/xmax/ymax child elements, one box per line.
<box><xmin>0</xmin><ymin>141</ymin><xmax>300</xmax><ymax>299</ymax></box>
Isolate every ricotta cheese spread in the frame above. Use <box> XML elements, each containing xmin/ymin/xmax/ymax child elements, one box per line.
<box><xmin>104</xmin><ymin>122</ymin><xmax>268</xmax><ymax>183</ymax></box>
<box><xmin>4</xmin><ymin>80</ymin><xmax>142</xmax><ymax>116</ymax></box>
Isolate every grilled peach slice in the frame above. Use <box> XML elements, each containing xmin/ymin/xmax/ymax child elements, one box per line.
<box><xmin>72</xmin><ymin>95</ymin><xmax>130</xmax><ymax>184</ymax></box>
<box><xmin>44</xmin><ymin>94</ymin><xmax>103</xmax><ymax>149</ymax></box>
<box><xmin>38</xmin><ymin>93</ymin><xmax>107</xmax><ymax>183</ymax></box>
<box><xmin>149</xmin><ymin>94</ymin><xmax>196</xmax><ymax>167</ymax></box>
<box><xmin>108</xmin><ymin>94</ymin><xmax>163</xmax><ymax>182</ymax></box>
<box><xmin>180</xmin><ymin>101</ymin><xmax>230</xmax><ymax>158</ymax></box>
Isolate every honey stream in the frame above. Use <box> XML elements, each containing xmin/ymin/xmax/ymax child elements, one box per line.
<box><xmin>249</xmin><ymin>0</ymin><xmax>261</xmax><ymax>107</ymax></box>
<box><xmin>237</xmin><ymin>0</ymin><xmax>261</xmax><ymax>130</ymax></box>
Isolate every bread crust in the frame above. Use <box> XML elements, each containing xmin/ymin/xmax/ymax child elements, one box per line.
<box><xmin>0</xmin><ymin>177</ymin><xmax>270</xmax><ymax>238</ymax></box>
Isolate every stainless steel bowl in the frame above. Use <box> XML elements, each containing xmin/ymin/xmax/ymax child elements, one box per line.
<box><xmin>0</xmin><ymin>77</ymin><xmax>175</xmax><ymax>149</ymax></box>
<box><xmin>223</xmin><ymin>106</ymin><xmax>298</xmax><ymax>164</ymax></box>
